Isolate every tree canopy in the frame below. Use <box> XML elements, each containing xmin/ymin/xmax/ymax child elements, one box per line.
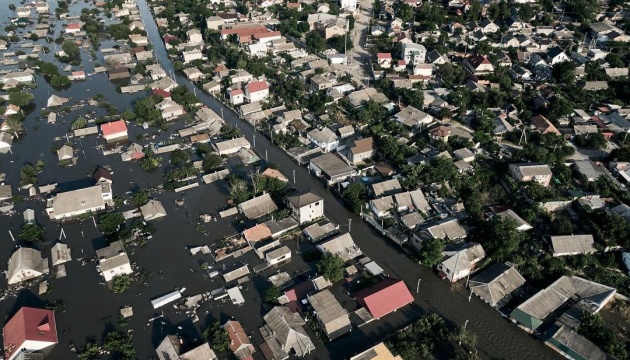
<box><xmin>316</xmin><ymin>253</ymin><xmax>344</xmax><ymax>282</ymax></box>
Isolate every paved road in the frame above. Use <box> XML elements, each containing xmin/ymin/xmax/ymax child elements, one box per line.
<box><xmin>136</xmin><ymin>1</ymin><xmax>560</xmax><ymax>358</ymax></box>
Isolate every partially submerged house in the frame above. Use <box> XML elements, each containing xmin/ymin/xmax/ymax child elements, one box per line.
<box><xmin>238</xmin><ymin>193</ymin><xmax>278</xmax><ymax>219</ymax></box>
<box><xmin>286</xmin><ymin>191</ymin><xmax>324</xmax><ymax>225</ymax></box>
<box><xmin>224</xmin><ymin>320</ymin><xmax>255</xmax><ymax>360</ymax></box>
<box><xmin>155</xmin><ymin>335</ymin><xmax>217</xmax><ymax>360</ymax></box>
<box><xmin>316</xmin><ymin>233</ymin><xmax>362</xmax><ymax>262</ymax></box>
<box><xmin>259</xmin><ymin>306</ymin><xmax>315</xmax><ymax>359</ymax></box>
<box><xmin>96</xmin><ymin>241</ymin><xmax>133</xmax><ymax>283</ymax></box>
<box><xmin>355</xmin><ymin>278</ymin><xmax>414</xmax><ymax>320</ymax></box>
<box><xmin>3</xmin><ymin>307</ymin><xmax>58</xmax><ymax>360</ymax></box>
<box><xmin>307</xmin><ymin>289</ymin><xmax>352</xmax><ymax>340</ymax></box>
<box><xmin>7</xmin><ymin>247</ymin><xmax>49</xmax><ymax>285</ymax></box>
<box><xmin>510</xmin><ymin>276</ymin><xmax>616</xmax><ymax>333</ymax></box>
<box><xmin>438</xmin><ymin>243</ymin><xmax>486</xmax><ymax>282</ymax></box>
<box><xmin>469</xmin><ymin>263</ymin><xmax>526</xmax><ymax>308</ymax></box>
<box><xmin>140</xmin><ymin>199</ymin><xmax>167</xmax><ymax>221</ymax></box>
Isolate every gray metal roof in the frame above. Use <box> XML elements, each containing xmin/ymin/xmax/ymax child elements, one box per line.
<box><xmin>371</xmin><ymin>178</ymin><xmax>401</xmax><ymax>197</ymax></box>
<box><xmin>238</xmin><ymin>193</ymin><xmax>278</xmax><ymax>219</ymax></box>
<box><xmin>287</xmin><ymin>191</ymin><xmax>322</xmax><ymax>208</ymax></box>
<box><xmin>470</xmin><ymin>263</ymin><xmax>526</xmax><ymax>307</ymax></box>
<box><xmin>310</xmin><ymin>153</ymin><xmax>354</xmax><ymax>177</ymax></box>
<box><xmin>550</xmin><ymin>234</ymin><xmax>596</xmax><ymax>256</ymax></box>
<box><xmin>260</xmin><ymin>306</ymin><xmax>314</xmax><ymax>358</ymax></box>
<box><xmin>317</xmin><ymin>233</ymin><xmax>362</xmax><ymax>262</ymax></box>
<box><xmin>514</xmin><ymin>276</ymin><xmax>616</xmax><ymax>321</ymax></box>
<box><xmin>549</xmin><ymin>325</ymin><xmax>606</xmax><ymax>360</ymax></box>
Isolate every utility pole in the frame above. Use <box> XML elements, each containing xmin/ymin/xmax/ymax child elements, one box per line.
<box><xmin>416</xmin><ymin>278</ymin><xmax>421</xmax><ymax>294</ymax></box>
<box><xmin>459</xmin><ymin>320</ymin><xmax>469</xmax><ymax>345</ymax></box>
<box><xmin>253</xmin><ymin>134</ymin><xmax>256</xmax><ymax>147</ymax></box>
<box><xmin>348</xmin><ymin>219</ymin><xmax>352</xmax><ymax>232</ymax></box>
<box><xmin>265</xmin><ymin>149</ymin><xmax>268</xmax><ymax>162</ymax></box>
<box><xmin>221</xmin><ymin>108</ymin><xmax>224</xmax><ymax>119</ymax></box>
<box><xmin>293</xmin><ymin>169</ymin><xmax>296</xmax><ymax>184</ymax></box>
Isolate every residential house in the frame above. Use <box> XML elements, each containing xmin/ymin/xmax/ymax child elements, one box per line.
<box><xmin>259</xmin><ymin>306</ymin><xmax>315</xmax><ymax>359</ymax></box>
<box><xmin>1</xmin><ymin>71</ymin><xmax>35</xmax><ymax>85</ymax></box>
<box><xmin>307</xmin><ymin>290</ymin><xmax>352</xmax><ymax>340</ymax></box>
<box><xmin>155</xmin><ymin>335</ymin><xmax>216</xmax><ymax>360</ymax></box>
<box><xmin>0</xmin><ymin>132</ymin><xmax>14</xmax><ymax>153</ymax></box>
<box><xmin>182</xmin><ymin>49</ymin><xmax>203</xmax><ymax>63</ymax></box>
<box><xmin>229</xmin><ymin>89</ymin><xmax>245</xmax><ymax>105</ymax></box>
<box><xmin>224</xmin><ymin>320</ymin><xmax>255</xmax><ymax>360</ymax></box>
<box><xmin>238</xmin><ymin>193</ymin><xmax>278</xmax><ymax>219</ymax></box>
<box><xmin>393</xmin><ymin>106</ymin><xmax>434</xmax><ymax>129</ymax></box>
<box><xmin>307</xmin><ymin>127</ymin><xmax>339</xmax><ymax>152</ymax></box>
<box><xmin>509</xmin><ymin>163</ymin><xmax>553</xmax><ymax>187</ymax></box>
<box><xmin>376</xmin><ymin>53</ymin><xmax>392</xmax><ymax>68</ymax></box>
<box><xmin>212</xmin><ymin>137</ymin><xmax>251</xmax><ymax>156</ymax></box>
<box><xmin>510</xmin><ymin>64</ymin><xmax>533</xmax><ymax>81</ymax></box>
<box><xmin>140</xmin><ymin>200</ymin><xmax>167</xmax><ymax>221</ymax></box>
<box><xmin>547</xmin><ymin>47</ymin><xmax>569</xmax><ymax>65</ymax></box>
<box><xmin>545</xmin><ymin>323</ymin><xmax>607</xmax><ymax>360</ymax></box>
<box><xmin>266</xmin><ymin>246</ymin><xmax>291</xmax><ymax>266</ymax></box>
<box><xmin>426</xmin><ymin>50</ymin><xmax>446</xmax><ymax>65</ymax></box>
<box><xmin>96</xmin><ymin>241</ymin><xmax>133</xmax><ymax>283</ymax></box>
<box><xmin>530</xmin><ymin>115</ymin><xmax>560</xmax><ymax>135</ymax></box>
<box><xmin>479</xmin><ymin>18</ymin><xmax>499</xmax><ymax>33</ymax></box>
<box><xmin>490</xmin><ymin>207</ymin><xmax>533</xmax><ymax>231</ymax></box>
<box><xmin>7</xmin><ymin>248</ymin><xmax>49</xmax><ymax>285</ymax></box>
<box><xmin>4</xmin><ymin>104</ymin><xmax>20</xmax><ymax>116</ymax></box>
<box><xmin>317</xmin><ymin>233</ymin><xmax>362</xmax><ymax>262</ymax></box>
<box><xmin>350</xmin><ymin>343</ymin><xmax>402</xmax><ymax>360</ymax></box>
<box><xmin>245</xmin><ymin>81</ymin><xmax>270</xmax><ymax>103</ymax></box>
<box><xmin>401</xmin><ymin>43</ymin><xmax>427</xmax><ymax>65</ymax></box>
<box><xmin>429</xmin><ymin>125</ymin><xmax>451</xmax><ymax>143</ymax></box>
<box><xmin>156</xmin><ymin>99</ymin><xmax>185</xmax><ymax>120</ymax></box>
<box><xmin>57</xmin><ymin>145</ymin><xmax>73</xmax><ymax>161</ymax></box>
<box><xmin>510</xmin><ymin>276</ymin><xmax>616</xmax><ymax>332</ymax></box>
<box><xmin>355</xmin><ymin>278</ymin><xmax>414</xmax><ymax>320</ymax></box>
<box><xmin>0</xmin><ymin>185</ymin><xmax>12</xmax><ymax>201</ymax></box>
<box><xmin>187</xmin><ymin>29</ymin><xmax>203</xmax><ymax>44</ymax></box>
<box><xmin>371</xmin><ymin>178</ymin><xmax>402</xmax><ymax>197</ymax></box>
<box><xmin>309</xmin><ymin>153</ymin><xmax>355</xmax><ymax>185</ymax></box>
<box><xmin>370</xmin><ymin>196</ymin><xmax>395</xmax><ymax>218</ymax></box>
<box><xmin>469</xmin><ymin>263</ymin><xmax>526</xmax><ymax>308</ymax></box>
<box><xmin>100</xmin><ymin>119</ymin><xmax>128</xmax><ymax>143</ymax></box>
<box><xmin>51</xmin><ymin>242</ymin><xmax>71</xmax><ymax>266</ymax></box>
<box><xmin>108</xmin><ymin>67</ymin><xmax>130</xmax><ymax>80</ymax></box>
<box><xmin>549</xmin><ymin>235</ymin><xmax>596</xmax><ymax>257</ymax></box>
<box><xmin>310</xmin><ymin>74</ymin><xmax>337</xmax><ymax>92</ymax></box>
<box><xmin>46</xmin><ymin>183</ymin><xmax>112</xmax><ymax>220</ymax></box>
<box><xmin>121</xmin><ymin>143</ymin><xmax>144</xmax><ymax>162</ymax></box>
<box><xmin>287</xmin><ymin>191</ymin><xmax>324</xmax><ymax>225</ymax></box>
<box><xmin>183</xmin><ymin>67</ymin><xmax>204</xmax><ymax>82</ymax></box>
<box><xmin>438</xmin><ymin>243</ymin><xmax>486</xmax><ymax>282</ymax></box>
<box><xmin>346</xmin><ymin>137</ymin><xmax>376</xmax><ymax>165</ymax></box>
<box><xmin>3</xmin><ymin>307</ymin><xmax>58</xmax><ymax>360</ymax></box>
<box><xmin>65</xmin><ymin>23</ymin><xmax>81</xmax><ymax>34</ymax></box>
<box><xmin>463</xmin><ymin>54</ymin><xmax>495</xmax><ymax>75</ymax></box>
<box><xmin>412</xmin><ymin>219</ymin><xmax>467</xmax><ymax>251</ymax></box>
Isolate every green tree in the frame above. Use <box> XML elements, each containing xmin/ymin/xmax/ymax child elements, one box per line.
<box><xmin>551</xmin><ymin>214</ymin><xmax>574</xmax><ymax>235</ymax></box>
<box><xmin>102</xmin><ymin>331</ymin><xmax>136</xmax><ymax>359</ymax></box>
<box><xmin>98</xmin><ymin>213</ymin><xmax>125</xmax><ymax>235</ymax></box>
<box><xmin>482</xmin><ymin>217</ymin><xmax>524</xmax><ymax>262</ymax></box>
<box><xmin>263</xmin><ymin>285</ymin><xmax>281</xmax><ymax>304</ymax></box>
<box><xmin>343</xmin><ymin>183</ymin><xmax>368</xmax><ymax>213</ymax></box>
<box><xmin>112</xmin><ymin>275</ymin><xmax>132</xmax><ymax>294</ymax></box>
<box><xmin>202</xmin><ymin>153</ymin><xmax>223</xmax><ymax>172</ymax></box>
<box><xmin>398</xmin><ymin>4</ymin><xmax>414</xmax><ymax>22</ymax></box>
<box><xmin>220</xmin><ymin>124</ymin><xmax>241</xmax><ymax>139</ymax></box>
<box><xmin>131</xmin><ymin>190</ymin><xmax>150</xmax><ymax>207</ymax></box>
<box><xmin>50</xmin><ymin>75</ymin><xmax>70</xmax><ymax>87</ymax></box>
<box><xmin>552</xmin><ymin>61</ymin><xmax>577</xmax><ymax>85</ymax></box>
<box><xmin>297</xmin><ymin>21</ymin><xmax>310</xmax><ymax>33</ymax></box>
<box><xmin>61</xmin><ymin>40</ymin><xmax>80</xmax><ymax>61</ymax></box>
<box><xmin>108</xmin><ymin>23</ymin><xmax>130</xmax><ymax>40</ymax></box>
<box><xmin>305</xmin><ymin>31</ymin><xmax>326</xmax><ymax>53</ymax></box>
<box><xmin>419</xmin><ymin>237</ymin><xmax>445</xmax><ymax>267</ymax></box>
<box><xmin>327</xmin><ymin>35</ymin><xmax>353</xmax><ymax>53</ymax></box>
<box><xmin>72</xmin><ymin>117</ymin><xmax>88</xmax><ymax>130</ymax></box>
<box><xmin>203</xmin><ymin>322</ymin><xmax>230</xmax><ymax>352</ymax></box>
<box><xmin>316</xmin><ymin>253</ymin><xmax>344</xmax><ymax>282</ymax></box>
<box><xmin>20</xmin><ymin>164</ymin><xmax>38</xmax><ymax>186</ymax></box>
<box><xmin>9</xmin><ymin>91</ymin><xmax>34</xmax><ymax>107</ymax></box>
<box><xmin>19</xmin><ymin>224</ymin><xmax>46</xmax><ymax>243</ymax></box>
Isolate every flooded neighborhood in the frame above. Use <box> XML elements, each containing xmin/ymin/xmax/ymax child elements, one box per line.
<box><xmin>0</xmin><ymin>0</ymin><xmax>630</xmax><ymax>359</ymax></box>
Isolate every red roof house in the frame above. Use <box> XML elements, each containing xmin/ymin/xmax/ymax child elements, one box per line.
<box><xmin>152</xmin><ymin>89</ymin><xmax>171</xmax><ymax>100</ymax></box>
<box><xmin>66</xmin><ymin>23</ymin><xmax>81</xmax><ymax>33</ymax></box>
<box><xmin>224</xmin><ymin>320</ymin><xmax>256</xmax><ymax>360</ymax></box>
<box><xmin>3</xmin><ymin>307</ymin><xmax>58</xmax><ymax>360</ymax></box>
<box><xmin>100</xmin><ymin>119</ymin><xmax>128</xmax><ymax>142</ymax></box>
<box><xmin>355</xmin><ymin>278</ymin><xmax>414</xmax><ymax>319</ymax></box>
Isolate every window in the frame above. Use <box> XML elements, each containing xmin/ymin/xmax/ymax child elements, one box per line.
<box><xmin>315</xmin><ymin>202</ymin><xmax>320</xmax><ymax>206</ymax></box>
